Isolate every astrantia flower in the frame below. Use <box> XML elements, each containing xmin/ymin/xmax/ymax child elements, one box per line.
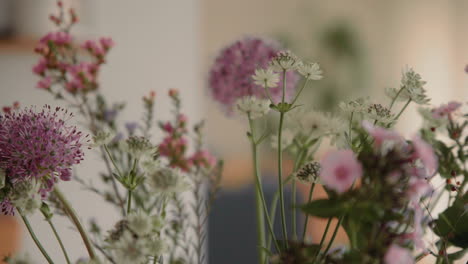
<box><xmin>0</xmin><ymin>106</ymin><xmax>85</xmax><ymax>208</ymax></box>
<box><xmin>146</xmin><ymin>167</ymin><xmax>189</xmax><ymax>195</ymax></box>
<box><xmin>269</xmin><ymin>51</ymin><xmax>302</xmax><ymax>72</ymax></box>
<box><xmin>9</xmin><ymin>179</ymin><xmax>42</xmax><ymax>215</ymax></box>
<box><xmin>384</xmin><ymin>244</ymin><xmax>413</xmax><ymax>264</ymax></box>
<box><xmin>91</xmin><ymin>130</ymin><xmax>115</xmax><ymax>147</ymax></box>
<box><xmin>121</xmin><ymin>136</ymin><xmax>155</xmax><ymax>159</ymax></box>
<box><xmin>235</xmin><ymin>96</ymin><xmax>271</xmax><ymax>119</ymax></box>
<box><xmin>295</xmin><ymin>161</ymin><xmax>321</xmax><ymax>183</ymax></box>
<box><xmin>319</xmin><ymin>150</ymin><xmax>362</xmax><ymax>194</ymax></box>
<box><xmin>297</xmin><ymin>62</ymin><xmax>323</xmax><ymax>80</ymax></box>
<box><xmin>290</xmin><ymin>109</ymin><xmax>328</xmax><ymax>139</ymax></box>
<box><xmin>364</xmin><ymin>103</ymin><xmax>395</xmax><ymax>125</ymax></box>
<box><xmin>110</xmin><ymin>231</ymin><xmax>149</xmax><ymax>264</ymax></box>
<box><xmin>362</xmin><ymin>121</ymin><xmax>404</xmax><ymax>150</ymax></box>
<box><xmin>385</xmin><ymin>68</ymin><xmax>430</xmax><ymax>105</ymax></box>
<box><xmin>209</xmin><ymin>37</ymin><xmax>299</xmax><ymax>111</ymax></box>
<box><xmin>270</xmin><ymin>129</ymin><xmax>295</xmax><ymax>149</ymax></box>
<box><xmin>252</xmin><ymin>68</ymin><xmax>280</xmax><ymax>88</ymax></box>
<box><xmin>127</xmin><ymin>211</ymin><xmax>153</xmax><ymax>236</ymax></box>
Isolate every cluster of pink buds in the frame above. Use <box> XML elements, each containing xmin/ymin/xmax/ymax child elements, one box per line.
<box><xmin>158</xmin><ymin>89</ymin><xmax>216</xmax><ymax>172</ymax></box>
<box><xmin>2</xmin><ymin>101</ymin><xmax>20</xmax><ymax>114</ymax></box>
<box><xmin>32</xmin><ymin>1</ymin><xmax>114</xmax><ymax>95</ymax></box>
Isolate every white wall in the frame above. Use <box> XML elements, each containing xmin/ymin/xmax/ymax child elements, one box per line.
<box><xmin>0</xmin><ymin>0</ymin><xmax>201</xmax><ymax>262</ymax></box>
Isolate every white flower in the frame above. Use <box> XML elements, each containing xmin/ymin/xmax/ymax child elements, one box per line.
<box><xmin>235</xmin><ymin>96</ymin><xmax>271</xmax><ymax>119</ymax></box>
<box><xmin>385</xmin><ymin>68</ymin><xmax>430</xmax><ymax>105</ymax></box>
<box><xmin>324</xmin><ymin>114</ymin><xmax>347</xmax><ymax>146</ymax></box>
<box><xmin>10</xmin><ymin>180</ymin><xmax>41</xmax><ymax>215</ymax></box>
<box><xmin>127</xmin><ymin>211</ymin><xmax>153</xmax><ymax>236</ymax></box>
<box><xmin>290</xmin><ymin>109</ymin><xmax>328</xmax><ymax>139</ymax></box>
<box><xmin>270</xmin><ymin>129</ymin><xmax>295</xmax><ymax>149</ymax></box>
<box><xmin>252</xmin><ymin>68</ymin><xmax>280</xmax><ymax>88</ymax></box>
<box><xmin>91</xmin><ymin>130</ymin><xmax>115</xmax><ymax>147</ymax></box>
<box><xmin>338</xmin><ymin>97</ymin><xmax>369</xmax><ymax>114</ymax></box>
<box><xmin>121</xmin><ymin>136</ymin><xmax>156</xmax><ymax>159</ymax></box>
<box><xmin>145</xmin><ymin>237</ymin><xmax>167</xmax><ymax>256</ymax></box>
<box><xmin>140</xmin><ymin>156</ymin><xmax>162</xmax><ymax>174</ymax></box>
<box><xmin>297</xmin><ymin>62</ymin><xmax>323</xmax><ymax>80</ymax></box>
<box><xmin>269</xmin><ymin>51</ymin><xmax>302</xmax><ymax>72</ymax></box>
<box><xmin>364</xmin><ymin>103</ymin><xmax>395</xmax><ymax>125</ymax></box>
<box><xmin>110</xmin><ymin>231</ymin><xmax>149</xmax><ymax>264</ymax></box>
<box><xmin>146</xmin><ymin>167</ymin><xmax>189</xmax><ymax>195</ymax></box>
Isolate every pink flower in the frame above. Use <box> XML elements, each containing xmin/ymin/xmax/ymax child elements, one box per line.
<box><xmin>37</xmin><ymin>76</ymin><xmax>52</xmax><ymax>89</ymax></box>
<box><xmin>40</xmin><ymin>32</ymin><xmax>72</xmax><ymax>45</ymax></box>
<box><xmin>99</xmin><ymin>37</ymin><xmax>115</xmax><ymax>50</ymax></box>
<box><xmin>32</xmin><ymin>58</ymin><xmax>47</xmax><ymax>75</ymax></box>
<box><xmin>319</xmin><ymin>150</ymin><xmax>362</xmax><ymax>193</ymax></box>
<box><xmin>189</xmin><ymin>150</ymin><xmax>217</xmax><ymax>169</ymax></box>
<box><xmin>384</xmin><ymin>244</ymin><xmax>414</xmax><ymax>264</ymax></box>
<box><xmin>406</xmin><ymin>178</ymin><xmax>431</xmax><ymax>201</ymax></box>
<box><xmin>81</xmin><ymin>40</ymin><xmax>104</xmax><ymax>56</ymax></box>
<box><xmin>362</xmin><ymin>121</ymin><xmax>404</xmax><ymax>148</ymax></box>
<box><xmin>208</xmin><ymin>37</ymin><xmax>299</xmax><ymax>112</ymax></box>
<box><xmin>412</xmin><ymin>136</ymin><xmax>437</xmax><ymax>176</ymax></box>
<box><xmin>162</xmin><ymin>122</ymin><xmax>174</xmax><ymax>133</ymax></box>
<box><xmin>431</xmin><ymin>101</ymin><xmax>461</xmax><ymax>119</ymax></box>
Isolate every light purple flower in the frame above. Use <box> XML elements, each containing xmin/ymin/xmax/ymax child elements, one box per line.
<box><xmin>412</xmin><ymin>136</ymin><xmax>437</xmax><ymax>176</ymax></box>
<box><xmin>406</xmin><ymin>178</ymin><xmax>431</xmax><ymax>202</ymax></box>
<box><xmin>319</xmin><ymin>150</ymin><xmax>362</xmax><ymax>194</ymax></box>
<box><xmin>36</xmin><ymin>76</ymin><xmax>52</xmax><ymax>90</ymax></box>
<box><xmin>125</xmin><ymin>122</ymin><xmax>139</xmax><ymax>134</ymax></box>
<box><xmin>384</xmin><ymin>244</ymin><xmax>414</xmax><ymax>264</ymax></box>
<box><xmin>362</xmin><ymin>121</ymin><xmax>404</xmax><ymax>148</ymax></box>
<box><xmin>208</xmin><ymin>37</ymin><xmax>299</xmax><ymax>112</ymax></box>
<box><xmin>104</xmin><ymin>109</ymin><xmax>118</xmax><ymax>122</ymax></box>
<box><xmin>0</xmin><ymin>106</ymin><xmax>86</xmax><ymax>203</ymax></box>
<box><xmin>431</xmin><ymin>101</ymin><xmax>461</xmax><ymax>119</ymax></box>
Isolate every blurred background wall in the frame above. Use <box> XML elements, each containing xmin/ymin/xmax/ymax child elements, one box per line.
<box><xmin>0</xmin><ymin>0</ymin><xmax>467</xmax><ymax>263</ymax></box>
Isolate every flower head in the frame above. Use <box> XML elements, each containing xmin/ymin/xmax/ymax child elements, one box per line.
<box><xmin>386</xmin><ymin>68</ymin><xmax>429</xmax><ymax>105</ymax></box>
<box><xmin>411</xmin><ymin>136</ymin><xmax>437</xmax><ymax>176</ymax></box>
<box><xmin>235</xmin><ymin>96</ymin><xmax>271</xmax><ymax>119</ymax></box>
<box><xmin>270</xmin><ymin>129</ymin><xmax>295</xmax><ymax>149</ymax></box>
<box><xmin>121</xmin><ymin>136</ymin><xmax>155</xmax><ymax>159</ymax></box>
<box><xmin>252</xmin><ymin>68</ymin><xmax>280</xmax><ymax>88</ymax></box>
<box><xmin>91</xmin><ymin>130</ymin><xmax>115</xmax><ymax>147</ymax></box>
<box><xmin>295</xmin><ymin>161</ymin><xmax>321</xmax><ymax>183</ymax></box>
<box><xmin>109</xmin><ymin>231</ymin><xmax>149</xmax><ymax>264</ymax></box>
<box><xmin>297</xmin><ymin>62</ymin><xmax>323</xmax><ymax>80</ymax></box>
<box><xmin>364</xmin><ymin>103</ymin><xmax>395</xmax><ymax>125</ymax></box>
<box><xmin>431</xmin><ymin>101</ymin><xmax>461</xmax><ymax>119</ymax></box>
<box><xmin>146</xmin><ymin>167</ymin><xmax>189</xmax><ymax>195</ymax></box>
<box><xmin>127</xmin><ymin>211</ymin><xmax>153</xmax><ymax>236</ymax></box>
<box><xmin>362</xmin><ymin>121</ymin><xmax>404</xmax><ymax>150</ymax></box>
<box><xmin>189</xmin><ymin>150</ymin><xmax>217</xmax><ymax>170</ymax></box>
<box><xmin>269</xmin><ymin>51</ymin><xmax>302</xmax><ymax>72</ymax></box>
<box><xmin>319</xmin><ymin>150</ymin><xmax>362</xmax><ymax>193</ymax></box>
<box><xmin>209</xmin><ymin>37</ymin><xmax>299</xmax><ymax>112</ymax></box>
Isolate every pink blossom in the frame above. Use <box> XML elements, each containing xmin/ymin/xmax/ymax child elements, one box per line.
<box><xmin>412</xmin><ymin>136</ymin><xmax>437</xmax><ymax>176</ymax></box>
<box><xmin>362</xmin><ymin>121</ymin><xmax>404</xmax><ymax>148</ymax></box>
<box><xmin>208</xmin><ymin>37</ymin><xmax>299</xmax><ymax>112</ymax></box>
<box><xmin>32</xmin><ymin>58</ymin><xmax>47</xmax><ymax>75</ymax></box>
<box><xmin>81</xmin><ymin>40</ymin><xmax>104</xmax><ymax>56</ymax></box>
<box><xmin>406</xmin><ymin>178</ymin><xmax>431</xmax><ymax>201</ymax></box>
<box><xmin>40</xmin><ymin>32</ymin><xmax>72</xmax><ymax>45</ymax></box>
<box><xmin>99</xmin><ymin>37</ymin><xmax>115</xmax><ymax>50</ymax></box>
<box><xmin>162</xmin><ymin>122</ymin><xmax>174</xmax><ymax>133</ymax></box>
<box><xmin>189</xmin><ymin>150</ymin><xmax>217</xmax><ymax>169</ymax></box>
<box><xmin>384</xmin><ymin>244</ymin><xmax>414</xmax><ymax>264</ymax></box>
<box><xmin>37</xmin><ymin>76</ymin><xmax>52</xmax><ymax>89</ymax></box>
<box><xmin>431</xmin><ymin>101</ymin><xmax>461</xmax><ymax>119</ymax></box>
<box><xmin>319</xmin><ymin>150</ymin><xmax>362</xmax><ymax>194</ymax></box>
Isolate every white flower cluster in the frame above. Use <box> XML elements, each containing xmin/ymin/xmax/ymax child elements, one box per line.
<box><xmin>91</xmin><ymin>130</ymin><xmax>115</xmax><ymax>147</ymax></box>
<box><xmin>106</xmin><ymin>211</ymin><xmax>167</xmax><ymax>264</ymax></box>
<box><xmin>385</xmin><ymin>68</ymin><xmax>430</xmax><ymax>105</ymax></box>
<box><xmin>121</xmin><ymin>136</ymin><xmax>156</xmax><ymax>159</ymax></box>
<box><xmin>235</xmin><ymin>96</ymin><xmax>271</xmax><ymax>119</ymax></box>
<box><xmin>146</xmin><ymin>167</ymin><xmax>190</xmax><ymax>195</ymax></box>
<box><xmin>297</xmin><ymin>62</ymin><xmax>323</xmax><ymax>80</ymax></box>
<box><xmin>252</xmin><ymin>68</ymin><xmax>280</xmax><ymax>88</ymax></box>
<box><xmin>9</xmin><ymin>180</ymin><xmax>42</xmax><ymax>215</ymax></box>
<box><xmin>269</xmin><ymin>51</ymin><xmax>302</xmax><ymax>72</ymax></box>
<box><xmin>339</xmin><ymin>98</ymin><xmax>395</xmax><ymax>125</ymax></box>
<box><xmin>270</xmin><ymin>129</ymin><xmax>295</xmax><ymax>149</ymax></box>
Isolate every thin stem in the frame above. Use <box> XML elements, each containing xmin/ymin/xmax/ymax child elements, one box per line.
<box><xmin>53</xmin><ymin>188</ymin><xmax>96</xmax><ymax>259</ymax></box>
<box><xmin>248</xmin><ymin>114</ymin><xmax>281</xmax><ymax>255</ymax></box>
<box><xmin>290</xmin><ymin>78</ymin><xmax>310</xmax><ymax>106</ymax></box>
<box><xmin>19</xmin><ymin>209</ymin><xmax>55</xmax><ymax>264</ymax></box>
<box><xmin>42</xmin><ymin>211</ymin><xmax>71</xmax><ymax>264</ymax></box>
<box><xmin>320</xmin><ymin>215</ymin><xmax>344</xmax><ymax>264</ymax></box>
<box><xmin>389</xmin><ymin>87</ymin><xmax>405</xmax><ymax>110</ymax></box>
<box><xmin>312</xmin><ymin>217</ymin><xmax>332</xmax><ymax>263</ymax></box>
<box><xmin>302</xmin><ymin>182</ymin><xmax>316</xmax><ymax>241</ymax></box>
<box><xmin>394</xmin><ymin>99</ymin><xmax>411</xmax><ymax>120</ymax></box>
<box><xmin>291</xmin><ymin>148</ymin><xmax>306</xmax><ymax>241</ymax></box>
<box><xmin>127</xmin><ymin>191</ymin><xmax>132</xmax><ymax>213</ymax></box>
<box><xmin>277</xmin><ymin>69</ymin><xmax>288</xmax><ymax>248</ymax></box>
<box><xmin>263</xmin><ymin>80</ymin><xmax>274</xmax><ymax>103</ymax></box>
<box><xmin>103</xmin><ymin>145</ymin><xmax>123</xmax><ymax>177</ymax></box>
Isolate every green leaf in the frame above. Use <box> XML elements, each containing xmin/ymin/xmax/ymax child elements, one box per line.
<box><xmin>40</xmin><ymin>202</ymin><xmax>53</xmax><ymax>219</ymax></box>
<box><xmin>433</xmin><ymin>197</ymin><xmax>468</xmax><ymax>248</ymax></box>
<box><xmin>301</xmin><ymin>198</ymin><xmax>349</xmax><ymax>218</ymax></box>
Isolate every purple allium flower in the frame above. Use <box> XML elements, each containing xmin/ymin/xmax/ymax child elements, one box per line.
<box><xmin>0</xmin><ymin>105</ymin><xmax>86</xmax><ymax>201</ymax></box>
<box><xmin>104</xmin><ymin>109</ymin><xmax>118</xmax><ymax>122</ymax></box>
<box><xmin>208</xmin><ymin>37</ymin><xmax>299</xmax><ymax>112</ymax></box>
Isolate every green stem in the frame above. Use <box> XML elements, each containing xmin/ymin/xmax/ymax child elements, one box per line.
<box><xmin>103</xmin><ymin>145</ymin><xmax>123</xmax><ymax>177</ymax></box>
<box><xmin>394</xmin><ymin>99</ymin><xmax>411</xmax><ymax>120</ymax></box>
<box><xmin>19</xmin><ymin>209</ymin><xmax>55</xmax><ymax>264</ymax></box>
<box><xmin>127</xmin><ymin>191</ymin><xmax>133</xmax><ymax>213</ymax></box>
<box><xmin>312</xmin><ymin>217</ymin><xmax>332</xmax><ymax>263</ymax></box>
<box><xmin>42</xmin><ymin>212</ymin><xmax>71</xmax><ymax>264</ymax></box>
<box><xmin>301</xmin><ymin>182</ymin><xmax>316</xmax><ymax>241</ymax></box>
<box><xmin>290</xmin><ymin>78</ymin><xmax>310</xmax><ymax>106</ymax></box>
<box><xmin>248</xmin><ymin>114</ymin><xmax>281</xmax><ymax>256</ymax></box>
<box><xmin>53</xmin><ymin>188</ymin><xmax>96</xmax><ymax>260</ymax></box>
<box><xmin>278</xmin><ymin>111</ymin><xmax>288</xmax><ymax>248</ymax></box>
<box><xmin>389</xmin><ymin>87</ymin><xmax>405</xmax><ymax>110</ymax></box>
<box><xmin>320</xmin><ymin>215</ymin><xmax>344</xmax><ymax>263</ymax></box>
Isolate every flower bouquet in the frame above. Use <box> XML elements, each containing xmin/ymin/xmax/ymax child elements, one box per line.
<box><xmin>1</xmin><ymin>1</ymin><xmax>468</xmax><ymax>264</ymax></box>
